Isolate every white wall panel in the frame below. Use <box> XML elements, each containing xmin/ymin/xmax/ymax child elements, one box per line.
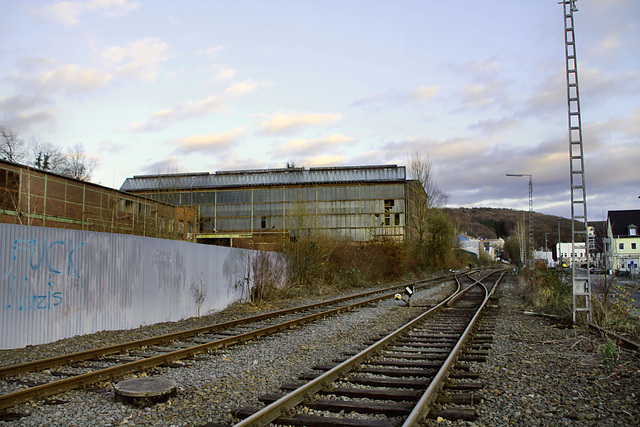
<box><xmin>0</xmin><ymin>223</ymin><xmax>285</xmax><ymax>349</ymax></box>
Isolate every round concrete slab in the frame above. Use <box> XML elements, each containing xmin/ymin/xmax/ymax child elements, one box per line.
<box><xmin>114</xmin><ymin>377</ymin><xmax>177</xmax><ymax>398</ymax></box>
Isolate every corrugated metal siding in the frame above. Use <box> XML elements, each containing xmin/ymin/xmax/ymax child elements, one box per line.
<box><xmin>120</xmin><ymin>165</ymin><xmax>406</xmax><ymax>192</ymax></box>
<box><xmin>0</xmin><ymin>223</ymin><xmax>286</xmax><ymax>349</ymax></box>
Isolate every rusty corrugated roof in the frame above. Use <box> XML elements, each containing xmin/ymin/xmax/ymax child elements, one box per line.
<box><xmin>120</xmin><ymin>164</ymin><xmax>406</xmax><ymax>192</ymax></box>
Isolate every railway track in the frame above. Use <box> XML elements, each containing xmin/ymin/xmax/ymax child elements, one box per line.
<box><xmin>0</xmin><ymin>272</ymin><xmax>470</xmax><ymax>411</ymax></box>
<box><xmin>231</xmin><ymin>270</ymin><xmax>504</xmax><ymax>426</ymax></box>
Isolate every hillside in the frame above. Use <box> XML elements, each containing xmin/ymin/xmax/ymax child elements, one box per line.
<box><xmin>443</xmin><ymin>207</ymin><xmax>583</xmax><ymax>251</ymax></box>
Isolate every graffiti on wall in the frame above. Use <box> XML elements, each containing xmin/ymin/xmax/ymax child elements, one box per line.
<box><xmin>3</xmin><ymin>238</ymin><xmax>85</xmax><ymax>311</ymax></box>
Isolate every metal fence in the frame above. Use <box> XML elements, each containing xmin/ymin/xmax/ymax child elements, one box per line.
<box><xmin>0</xmin><ymin>223</ymin><xmax>286</xmax><ymax>349</ymax></box>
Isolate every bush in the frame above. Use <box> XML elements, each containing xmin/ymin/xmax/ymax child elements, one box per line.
<box><xmin>523</xmin><ymin>261</ymin><xmax>572</xmax><ymax>320</ymax></box>
<box><xmin>591</xmin><ymin>274</ymin><xmax>639</xmax><ymax>337</ymax></box>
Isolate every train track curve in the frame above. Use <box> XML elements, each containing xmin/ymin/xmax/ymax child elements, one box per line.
<box><xmin>232</xmin><ymin>270</ymin><xmax>504</xmax><ymax>426</ymax></box>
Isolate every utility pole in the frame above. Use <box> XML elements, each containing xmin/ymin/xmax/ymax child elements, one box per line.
<box><xmin>507</xmin><ymin>173</ymin><xmax>534</xmax><ymax>264</ymax></box>
<box><xmin>561</xmin><ymin>0</ymin><xmax>591</xmax><ymax>323</ymax></box>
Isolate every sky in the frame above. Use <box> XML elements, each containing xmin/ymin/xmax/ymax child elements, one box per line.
<box><xmin>1</xmin><ymin>0</ymin><xmax>638</xmax><ymax>221</ymax></box>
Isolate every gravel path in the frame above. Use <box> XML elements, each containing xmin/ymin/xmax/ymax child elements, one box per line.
<box><xmin>471</xmin><ymin>274</ymin><xmax>640</xmax><ymax>427</ymax></box>
<box><xmin>1</xmin><ymin>274</ymin><xmax>639</xmax><ymax>426</ymax></box>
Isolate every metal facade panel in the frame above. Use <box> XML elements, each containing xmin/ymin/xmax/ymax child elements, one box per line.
<box><xmin>120</xmin><ymin>165</ymin><xmax>406</xmax><ymax>192</ymax></box>
<box><xmin>0</xmin><ymin>223</ymin><xmax>285</xmax><ymax>349</ymax></box>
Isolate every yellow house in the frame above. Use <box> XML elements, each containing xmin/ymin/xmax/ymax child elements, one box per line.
<box><xmin>606</xmin><ymin>210</ymin><xmax>640</xmax><ymax>275</ymax></box>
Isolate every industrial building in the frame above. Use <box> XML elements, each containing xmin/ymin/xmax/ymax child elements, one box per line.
<box><xmin>120</xmin><ymin>164</ymin><xmax>428</xmax><ymax>247</ymax></box>
<box><xmin>0</xmin><ymin>159</ymin><xmax>196</xmax><ymax>240</ymax></box>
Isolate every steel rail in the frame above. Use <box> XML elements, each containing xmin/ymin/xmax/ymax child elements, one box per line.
<box><xmin>403</xmin><ymin>272</ymin><xmax>504</xmax><ymax>426</ymax></box>
<box><xmin>447</xmin><ymin>270</ymin><xmax>500</xmax><ymax>306</ymax></box>
<box><xmin>232</xmin><ymin>273</ymin><xmax>481</xmax><ymax>427</ymax></box>
<box><xmin>0</xmin><ymin>274</ymin><xmax>459</xmax><ymax>411</ymax></box>
<box><xmin>0</xmin><ymin>274</ymin><xmax>456</xmax><ymax>378</ymax></box>
<box><xmin>588</xmin><ymin>323</ymin><xmax>640</xmax><ymax>353</ymax></box>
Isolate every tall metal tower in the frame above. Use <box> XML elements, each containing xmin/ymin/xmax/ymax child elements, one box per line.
<box><xmin>561</xmin><ymin>0</ymin><xmax>591</xmax><ymax>323</ymax></box>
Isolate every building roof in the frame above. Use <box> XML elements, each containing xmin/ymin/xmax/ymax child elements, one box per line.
<box><xmin>608</xmin><ymin>209</ymin><xmax>640</xmax><ymax>237</ymax></box>
<box><xmin>120</xmin><ymin>164</ymin><xmax>407</xmax><ymax>192</ymax></box>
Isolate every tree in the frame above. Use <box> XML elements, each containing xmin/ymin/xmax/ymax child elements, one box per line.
<box><xmin>59</xmin><ymin>143</ymin><xmax>97</xmax><ymax>181</ymax></box>
<box><xmin>29</xmin><ymin>136</ymin><xmax>65</xmax><ymax>173</ymax></box>
<box><xmin>408</xmin><ymin>151</ymin><xmax>449</xmax><ymax>209</ymax></box>
<box><xmin>407</xmin><ymin>152</ymin><xmax>455</xmax><ymax>270</ymax></box>
<box><xmin>407</xmin><ymin>152</ymin><xmax>450</xmax><ymax>245</ymax></box>
<box><xmin>0</xmin><ymin>125</ymin><xmax>26</xmax><ymax>163</ymax></box>
<box><xmin>424</xmin><ymin>209</ymin><xmax>455</xmax><ymax>270</ymax></box>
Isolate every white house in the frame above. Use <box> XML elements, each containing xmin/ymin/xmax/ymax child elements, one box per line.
<box><xmin>556</xmin><ymin>242</ymin><xmax>586</xmax><ymax>267</ymax></box>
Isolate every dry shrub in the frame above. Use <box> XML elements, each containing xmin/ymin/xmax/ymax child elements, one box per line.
<box><xmin>591</xmin><ymin>274</ymin><xmax>639</xmax><ymax>337</ymax></box>
<box><xmin>250</xmin><ymin>251</ymin><xmax>287</xmax><ymax>304</ymax></box>
<box><xmin>523</xmin><ymin>261</ymin><xmax>572</xmax><ymax>319</ymax></box>
<box><xmin>276</xmin><ymin>234</ymin><xmax>414</xmax><ymax>298</ymax></box>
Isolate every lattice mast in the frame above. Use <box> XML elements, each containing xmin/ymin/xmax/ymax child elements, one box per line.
<box><xmin>561</xmin><ymin>0</ymin><xmax>591</xmax><ymax>323</ymax></box>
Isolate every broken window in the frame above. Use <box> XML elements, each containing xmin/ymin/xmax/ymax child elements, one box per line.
<box><xmin>384</xmin><ymin>199</ymin><xmax>394</xmax><ymax>226</ymax></box>
<box><xmin>0</xmin><ymin>169</ymin><xmax>20</xmax><ymax>211</ymax></box>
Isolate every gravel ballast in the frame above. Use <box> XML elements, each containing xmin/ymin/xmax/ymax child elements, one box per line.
<box><xmin>1</xmin><ymin>275</ymin><xmax>639</xmax><ymax>426</ymax></box>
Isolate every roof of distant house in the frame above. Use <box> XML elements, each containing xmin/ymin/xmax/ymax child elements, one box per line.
<box><xmin>608</xmin><ymin>209</ymin><xmax>640</xmax><ymax>236</ymax></box>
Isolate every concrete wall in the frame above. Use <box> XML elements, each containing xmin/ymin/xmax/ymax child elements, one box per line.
<box><xmin>0</xmin><ymin>223</ymin><xmax>286</xmax><ymax>349</ymax></box>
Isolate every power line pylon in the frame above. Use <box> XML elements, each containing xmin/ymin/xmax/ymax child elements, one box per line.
<box><xmin>561</xmin><ymin>0</ymin><xmax>591</xmax><ymax>323</ymax></box>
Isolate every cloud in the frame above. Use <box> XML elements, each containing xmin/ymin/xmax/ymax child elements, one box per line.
<box><xmin>468</xmin><ymin>117</ymin><xmax>523</xmax><ymax>135</ymax></box>
<box><xmin>0</xmin><ymin>94</ymin><xmax>57</xmax><ymax>129</ymax></box>
<box><xmin>124</xmin><ymin>95</ymin><xmax>225</xmax><ymax>132</ymax></box>
<box><xmin>171</xmin><ymin>127</ymin><xmax>246</xmax><ymax>155</ymax></box>
<box><xmin>302</xmin><ymin>155</ymin><xmax>348</xmax><ymax>167</ymax></box>
<box><xmin>352</xmin><ymin>86</ymin><xmax>440</xmax><ymax>109</ymax></box>
<box><xmin>97</xmin><ymin>140</ymin><xmax>126</xmax><ymax>155</ymax></box>
<box><xmin>198</xmin><ymin>46</ymin><xmax>228</xmax><ymax>59</ymax></box>
<box><xmin>224</xmin><ymin>79</ymin><xmax>272</xmax><ymax>96</ymax></box>
<box><xmin>273</xmin><ymin>134</ymin><xmax>355</xmax><ymax>157</ymax></box>
<box><xmin>102</xmin><ymin>37</ymin><xmax>171</xmax><ymax>82</ymax></box>
<box><xmin>122</xmin><ymin>78</ymin><xmax>271</xmax><ymax>133</ymax></box>
<box><xmin>31</xmin><ymin>0</ymin><xmax>139</xmax><ymax>26</ymax></box>
<box><xmin>1</xmin><ymin>108</ymin><xmax>57</xmax><ymax>130</ymax></box>
<box><xmin>141</xmin><ymin>157</ymin><xmax>185</xmax><ymax>175</ymax></box>
<box><xmin>411</xmin><ymin>86</ymin><xmax>440</xmax><ymax>101</ymax></box>
<box><xmin>211</xmin><ymin>66</ymin><xmax>238</xmax><ymax>81</ymax></box>
<box><xmin>260</xmin><ymin>112</ymin><xmax>342</xmax><ymax>135</ymax></box>
<box><xmin>29</xmin><ymin>64</ymin><xmax>113</xmax><ymax>93</ymax></box>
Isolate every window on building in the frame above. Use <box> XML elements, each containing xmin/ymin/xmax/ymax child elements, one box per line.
<box><xmin>261</xmin><ymin>216</ymin><xmax>266</xmax><ymax>229</ymax></box>
<box><xmin>384</xmin><ymin>199</ymin><xmax>394</xmax><ymax>226</ymax></box>
<box><xmin>0</xmin><ymin>169</ymin><xmax>19</xmax><ymax>211</ymax></box>
<box><xmin>395</xmin><ymin>213</ymin><xmax>400</xmax><ymax>226</ymax></box>
<box><xmin>629</xmin><ymin>226</ymin><xmax>638</xmax><ymax>236</ymax></box>
<box><xmin>619</xmin><ymin>243</ymin><xmax>624</xmax><ymax>250</ymax></box>
<box><xmin>632</xmin><ymin>243</ymin><xmax>637</xmax><ymax>250</ymax></box>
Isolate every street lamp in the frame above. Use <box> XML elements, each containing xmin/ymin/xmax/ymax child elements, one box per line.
<box><xmin>507</xmin><ymin>173</ymin><xmax>534</xmax><ymax>264</ymax></box>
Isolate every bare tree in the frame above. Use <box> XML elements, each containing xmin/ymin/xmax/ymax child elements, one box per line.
<box><xmin>28</xmin><ymin>135</ymin><xmax>65</xmax><ymax>172</ymax></box>
<box><xmin>408</xmin><ymin>151</ymin><xmax>449</xmax><ymax>209</ymax></box>
<box><xmin>59</xmin><ymin>143</ymin><xmax>97</xmax><ymax>181</ymax></box>
<box><xmin>0</xmin><ymin>124</ymin><xmax>27</xmax><ymax>163</ymax></box>
<box><xmin>407</xmin><ymin>152</ymin><xmax>450</xmax><ymax>246</ymax></box>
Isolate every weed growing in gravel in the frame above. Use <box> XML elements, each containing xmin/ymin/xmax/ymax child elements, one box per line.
<box><xmin>598</xmin><ymin>338</ymin><xmax>620</xmax><ymax>368</ymax></box>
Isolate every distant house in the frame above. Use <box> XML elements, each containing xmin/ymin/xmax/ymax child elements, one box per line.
<box><xmin>556</xmin><ymin>241</ymin><xmax>586</xmax><ymax>268</ymax></box>
<box><xmin>458</xmin><ymin>234</ymin><xmax>483</xmax><ymax>259</ymax></box>
<box><xmin>606</xmin><ymin>209</ymin><xmax>640</xmax><ymax>275</ymax></box>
